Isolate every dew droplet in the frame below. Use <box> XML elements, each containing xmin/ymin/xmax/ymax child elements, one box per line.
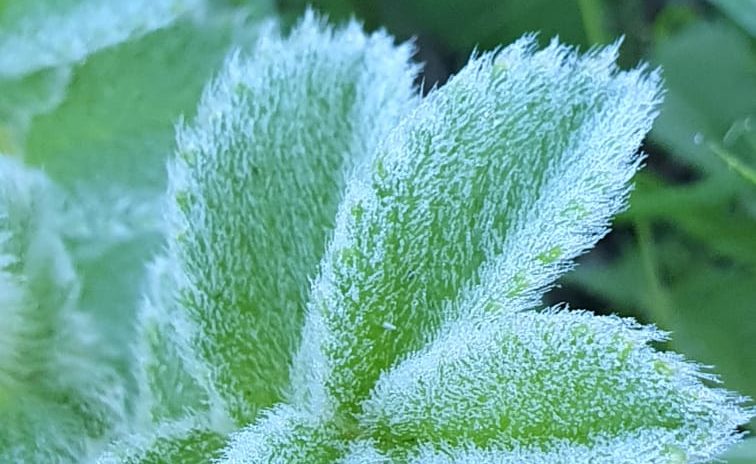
<box><xmin>693</xmin><ymin>132</ymin><xmax>704</xmax><ymax>145</ymax></box>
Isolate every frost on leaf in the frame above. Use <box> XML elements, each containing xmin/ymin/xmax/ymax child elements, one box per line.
<box><xmin>364</xmin><ymin>310</ymin><xmax>749</xmax><ymax>463</ymax></box>
<box><xmin>104</xmin><ymin>256</ymin><xmax>235</xmax><ymax>464</ymax></box>
<box><xmin>9</xmin><ymin>15</ymin><xmax>259</xmax><ymax>461</ymax></box>
<box><xmin>220</xmin><ymin>34</ymin><xmax>751</xmax><ymax>463</ymax></box>
<box><xmin>96</xmin><ymin>416</ymin><xmax>228</xmax><ymax>464</ymax></box>
<box><xmin>293</xmin><ymin>37</ymin><xmax>659</xmax><ymax>415</ymax></box>
<box><xmin>135</xmin><ymin>257</ymin><xmax>224</xmax><ymax>423</ymax></box>
<box><xmin>222</xmin><ymin>405</ymin><xmax>344</xmax><ymax>463</ymax></box>
<box><xmin>165</xmin><ymin>11</ymin><xmax>418</xmax><ymax>426</ymax></box>
<box><xmin>0</xmin><ymin>156</ymin><xmax>127</xmax><ymax>462</ymax></box>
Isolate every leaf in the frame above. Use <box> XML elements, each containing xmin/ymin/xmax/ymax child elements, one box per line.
<box><xmin>406</xmin><ymin>431</ymin><xmax>705</xmax><ymax>464</ymax></box>
<box><xmin>222</xmin><ymin>406</ymin><xmax>344</xmax><ymax>462</ymax></box>
<box><xmin>293</xmin><ymin>36</ymin><xmax>660</xmax><ymax>418</ymax></box>
<box><xmin>651</xmin><ymin>20</ymin><xmax>756</xmax><ymax>182</ymax></box>
<box><xmin>219</xmin><ymin>33</ymin><xmax>751</xmax><ymax>463</ymax></box>
<box><xmin>570</xmin><ymin>20</ymin><xmax>756</xmax><ymax>426</ymax></box>
<box><xmin>24</xmin><ymin>16</ymin><xmax>233</xmax><ymax>194</ymax></box>
<box><xmin>0</xmin><ymin>156</ymin><xmax>127</xmax><ymax>461</ymax></box>
<box><xmin>58</xmin><ymin>8</ymin><xmax>277</xmax><ymax>461</ymax></box>
<box><xmin>568</xmin><ymin>238</ymin><xmax>756</xmax><ymax>428</ymax></box>
<box><xmin>364</xmin><ymin>310</ymin><xmax>747</xmax><ymax>462</ymax></box>
<box><xmin>133</xmin><ymin>258</ymin><xmax>225</xmax><ymax>423</ymax></box>
<box><xmin>0</xmin><ymin>0</ymin><xmax>204</xmax><ymax>78</ymax></box>
<box><xmin>166</xmin><ymin>12</ymin><xmax>418</xmax><ymax>424</ymax></box>
<box><xmin>0</xmin><ymin>67</ymin><xmax>70</xmax><ymax>155</ymax></box>
<box><xmin>97</xmin><ymin>417</ymin><xmax>228</xmax><ymax>464</ymax></box>
<box><xmin>723</xmin><ymin>438</ymin><xmax>756</xmax><ymax>464</ymax></box>
<box><xmin>0</xmin><ymin>8</ymin><xmax>262</xmax><ymax>461</ymax></box>
<box><xmin>21</xmin><ymin>13</ymin><xmax>241</xmax><ymax>385</ymax></box>
<box><xmin>709</xmin><ymin>0</ymin><xmax>756</xmax><ymax>37</ymax></box>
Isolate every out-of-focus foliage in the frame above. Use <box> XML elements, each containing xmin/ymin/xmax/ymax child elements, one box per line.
<box><xmin>0</xmin><ymin>0</ymin><xmax>274</xmax><ymax>460</ymax></box>
<box><xmin>710</xmin><ymin>0</ymin><xmax>756</xmax><ymax>37</ymax></box>
<box><xmin>722</xmin><ymin>437</ymin><xmax>756</xmax><ymax>464</ymax></box>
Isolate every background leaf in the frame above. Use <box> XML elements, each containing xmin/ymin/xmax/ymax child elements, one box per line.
<box><xmin>709</xmin><ymin>0</ymin><xmax>756</xmax><ymax>37</ymax></box>
<box><xmin>723</xmin><ymin>438</ymin><xmax>756</xmax><ymax>464</ymax></box>
<box><xmin>18</xmin><ymin>11</ymin><xmax>254</xmax><ymax>390</ymax></box>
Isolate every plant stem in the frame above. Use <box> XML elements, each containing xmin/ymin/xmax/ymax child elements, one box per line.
<box><xmin>709</xmin><ymin>141</ymin><xmax>756</xmax><ymax>185</ymax></box>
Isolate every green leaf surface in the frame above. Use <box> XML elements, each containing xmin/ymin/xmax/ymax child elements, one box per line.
<box><xmin>0</xmin><ymin>0</ymin><xmax>204</xmax><ymax>78</ymax></box>
<box><xmin>0</xmin><ymin>68</ymin><xmax>70</xmax><ymax>155</ymax></box>
<box><xmin>365</xmin><ymin>310</ymin><xmax>744</xmax><ymax>459</ymax></box>
<box><xmin>569</xmin><ymin>239</ymin><xmax>756</xmax><ymax>428</ymax></box>
<box><xmin>19</xmin><ymin>16</ymin><xmax>237</xmax><ymax>390</ymax></box>
<box><xmin>25</xmin><ymin>18</ymin><xmax>231</xmax><ymax>193</ymax></box>
<box><xmin>221</xmin><ymin>32</ymin><xmax>750</xmax><ymax>463</ymax></box>
<box><xmin>97</xmin><ymin>418</ymin><xmax>228</xmax><ymax>464</ymax></box>
<box><xmin>0</xmin><ymin>157</ymin><xmax>127</xmax><ymax>461</ymax></box>
<box><xmin>166</xmin><ymin>12</ymin><xmax>418</xmax><ymax>424</ymax></box>
<box><xmin>294</xmin><ymin>36</ymin><xmax>660</xmax><ymax>419</ymax></box>
<box><xmin>723</xmin><ymin>438</ymin><xmax>756</xmax><ymax>464</ymax></box>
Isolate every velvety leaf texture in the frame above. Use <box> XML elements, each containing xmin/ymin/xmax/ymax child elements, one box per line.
<box><xmin>0</xmin><ymin>7</ymin><xmax>751</xmax><ymax>463</ymax></box>
<box><xmin>164</xmin><ymin>11</ymin><xmax>418</xmax><ymax>426</ymax></box>
<box><xmin>292</xmin><ymin>38</ymin><xmax>657</xmax><ymax>416</ymax></box>
<box><xmin>217</xmin><ymin>25</ymin><xmax>750</xmax><ymax>464</ymax></box>
<box><xmin>97</xmin><ymin>417</ymin><xmax>228</xmax><ymax>464</ymax></box>
<box><xmin>0</xmin><ymin>0</ymin><xmax>270</xmax><ymax>461</ymax></box>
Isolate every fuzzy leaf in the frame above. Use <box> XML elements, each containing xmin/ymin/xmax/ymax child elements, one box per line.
<box><xmin>293</xmin><ymin>36</ymin><xmax>660</xmax><ymax>417</ymax></box>
<box><xmin>121</xmin><ymin>257</ymin><xmax>236</xmax><ymax>462</ymax></box>
<box><xmin>221</xmin><ymin>31</ymin><xmax>751</xmax><ymax>463</ymax></box>
<box><xmin>21</xmin><ymin>12</ymin><xmax>243</xmax><ymax>392</ymax></box>
<box><xmin>363</xmin><ymin>310</ymin><xmax>748</xmax><ymax>462</ymax></box>
<box><xmin>25</xmin><ymin>16</ymin><xmax>233</xmax><ymax>194</ymax></box>
<box><xmin>405</xmin><ymin>430</ymin><xmax>715</xmax><ymax>464</ymax></box>
<box><xmin>0</xmin><ymin>67</ymin><xmax>70</xmax><ymax>155</ymax></box>
<box><xmin>569</xmin><ymin>238</ymin><xmax>756</xmax><ymax>429</ymax></box>
<box><xmin>167</xmin><ymin>12</ymin><xmax>418</xmax><ymax>424</ymax></box>
<box><xmin>222</xmin><ymin>405</ymin><xmax>344</xmax><ymax>462</ymax></box>
<box><xmin>0</xmin><ymin>156</ymin><xmax>127</xmax><ymax>461</ymax></box>
<box><xmin>133</xmin><ymin>257</ymin><xmax>226</xmax><ymax>423</ymax></box>
<box><xmin>97</xmin><ymin>417</ymin><xmax>228</xmax><ymax>464</ymax></box>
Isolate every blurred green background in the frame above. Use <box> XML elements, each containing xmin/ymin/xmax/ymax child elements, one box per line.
<box><xmin>275</xmin><ymin>0</ymin><xmax>756</xmax><ymax>441</ymax></box>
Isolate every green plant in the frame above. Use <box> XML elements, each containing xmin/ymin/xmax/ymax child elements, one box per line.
<box><xmin>0</xmin><ymin>3</ymin><xmax>751</xmax><ymax>463</ymax></box>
